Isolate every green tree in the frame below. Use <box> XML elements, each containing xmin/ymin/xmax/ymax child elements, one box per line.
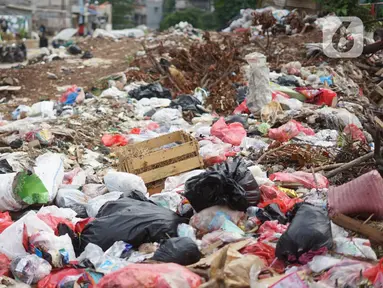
<box><xmin>160</xmin><ymin>8</ymin><xmax>202</xmax><ymax>30</ymax></box>
<box><xmin>163</xmin><ymin>0</ymin><xmax>176</xmax><ymax>16</ymax></box>
<box><xmin>99</xmin><ymin>0</ymin><xmax>134</xmax><ymax>29</ymax></box>
<box><xmin>214</xmin><ymin>0</ymin><xmax>257</xmax><ymax>29</ymax></box>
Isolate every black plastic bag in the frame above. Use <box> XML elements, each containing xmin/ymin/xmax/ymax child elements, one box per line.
<box><xmin>67</xmin><ymin>45</ymin><xmax>82</xmax><ymax>55</ymax></box>
<box><xmin>184</xmin><ymin>157</ymin><xmax>260</xmax><ymax>212</ymax></box>
<box><xmin>79</xmin><ymin>197</ymin><xmax>188</xmax><ymax>252</ymax></box>
<box><xmin>129</xmin><ymin>83</ymin><xmax>172</xmax><ymax>100</ymax></box>
<box><xmin>152</xmin><ymin>237</ymin><xmax>201</xmax><ymax>266</ymax></box>
<box><xmin>257</xmin><ymin>204</ymin><xmax>287</xmax><ymax>225</ymax></box>
<box><xmin>170</xmin><ymin>95</ymin><xmax>205</xmax><ymax>114</ymax></box>
<box><xmin>276</xmin><ymin>203</ymin><xmax>333</xmax><ymax>263</ymax></box>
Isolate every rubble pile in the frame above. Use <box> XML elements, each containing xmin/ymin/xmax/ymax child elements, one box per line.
<box><xmin>0</xmin><ymin>7</ymin><xmax>383</xmax><ymax>288</ymax></box>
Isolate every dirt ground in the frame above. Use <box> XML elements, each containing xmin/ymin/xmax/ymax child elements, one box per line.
<box><xmin>0</xmin><ymin>38</ymin><xmax>141</xmax><ymax>117</ymax></box>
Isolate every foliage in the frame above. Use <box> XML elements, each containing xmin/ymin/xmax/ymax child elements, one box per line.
<box><xmin>316</xmin><ymin>0</ymin><xmax>377</xmax><ymax>31</ymax></box>
<box><xmin>214</xmin><ymin>0</ymin><xmax>257</xmax><ymax>29</ymax></box>
<box><xmin>163</xmin><ymin>0</ymin><xmax>176</xmax><ymax>16</ymax></box>
<box><xmin>99</xmin><ymin>0</ymin><xmax>134</xmax><ymax>29</ymax></box>
<box><xmin>160</xmin><ymin>8</ymin><xmax>202</xmax><ymax>30</ymax></box>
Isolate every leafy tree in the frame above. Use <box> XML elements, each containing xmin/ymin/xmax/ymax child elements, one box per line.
<box><xmin>214</xmin><ymin>0</ymin><xmax>257</xmax><ymax>30</ymax></box>
<box><xmin>99</xmin><ymin>0</ymin><xmax>134</xmax><ymax>29</ymax></box>
<box><xmin>163</xmin><ymin>0</ymin><xmax>176</xmax><ymax>16</ymax></box>
<box><xmin>316</xmin><ymin>0</ymin><xmax>377</xmax><ymax>31</ymax></box>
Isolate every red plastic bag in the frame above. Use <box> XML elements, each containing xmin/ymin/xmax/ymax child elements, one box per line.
<box><xmin>147</xmin><ymin>122</ymin><xmax>160</xmax><ymax>130</ymax></box>
<box><xmin>272</xmin><ymin>91</ymin><xmax>290</xmax><ymax>100</ymax></box>
<box><xmin>0</xmin><ymin>212</ymin><xmax>13</xmax><ymax>233</ymax></box>
<box><xmin>97</xmin><ymin>263</ymin><xmax>202</xmax><ymax>288</ymax></box>
<box><xmin>316</xmin><ymin>89</ymin><xmax>337</xmax><ymax>107</ymax></box>
<box><xmin>241</xmin><ymin>242</ymin><xmax>276</xmax><ymax>265</ymax></box>
<box><xmin>101</xmin><ymin>134</ymin><xmax>128</xmax><ymax>147</ymax></box>
<box><xmin>233</xmin><ymin>100</ymin><xmax>250</xmax><ymax>115</ymax></box>
<box><xmin>343</xmin><ymin>124</ymin><xmax>366</xmax><ymax>144</ymax></box>
<box><xmin>130</xmin><ymin>128</ymin><xmax>141</xmax><ymax>134</ymax></box>
<box><xmin>258</xmin><ymin>220</ymin><xmax>288</xmax><ymax>242</ymax></box>
<box><xmin>268</xmin><ymin>120</ymin><xmax>315</xmax><ymax>142</ymax></box>
<box><xmin>211</xmin><ymin>117</ymin><xmax>247</xmax><ymax>146</ymax></box>
<box><xmin>269</xmin><ymin>171</ymin><xmax>329</xmax><ymax>189</ymax></box>
<box><xmin>0</xmin><ymin>254</ymin><xmax>10</xmax><ymax>277</ymax></box>
<box><xmin>37</xmin><ymin>214</ymin><xmax>75</xmax><ymax>235</ymax></box>
<box><xmin>258</xmin><ymin>185</ymin><xmax>303</xmax><ymax>214</ymax></box>
<box><xmin>59</xmin><ymin>85</ymin><xmax>78</xmax><ymax>103</ymax></box>
<box><xmin>75</xmin><ymin>218</ymin><xmax>94</xmax><ymax>234</ymax></box>
<box><xmin>38</xmin><ymin>268</ymin><xmax>84</xmax><ymax>288</ymax></box>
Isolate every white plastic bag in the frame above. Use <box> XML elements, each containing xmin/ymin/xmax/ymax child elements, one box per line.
<box><xmin>151</xmin><ymin>108</ymin><xmax>182</xmax><ymax>124</ymax></box>
<box><xmin>55</xmin><ymin>188</ymin><xmax>89</xmax><ymax>208</ymax></box>
<box><xmin>308</xmin><ymin>255</ymin><xmax>342</xmax><ymax>273</ymax></box>
<box><xmin>104</xmin><ymin>171</ymin><xmax>147</xmax><ymax>196</ymax></box>
<box><xmin>82</xmin><ymin>184</ymin><xmax>108</xmax><ymax>198</ymax></box>
<box><xmin>163</xmin><ymin>170</ymin><xmax>205</xmax><ymax>194</ymax></box>
<box><xmin>150</xmin><ymin>192</ymin><xmax>182</xmax><ymax>212</ymax></box>
<box><xmin>0</xmin><ymin>173</ymin><xmax>24</xmax><ymax>212</ymax></box>
<box><xmin>0</xmin><ymin>211</ymin><xmax>53</xmax><ymax>259</ymax></box>
<box><xmin>334</xmin><ymin>237</ymin><xmax>377</xmax><ymax>260</ymax></box>
<box><xmin>34</xmin><ymin>153</ymin><xmax>64</xmax><ymax>202</ymax></box>
<box><xmin>37</xmin><ymin>206</ymin><xmax>77</xmax><ymax>220</ymax></box>
<box><xmin>86</xmin><ymin>191</ymin><xmax>123</xmax><ymax>217</ymax></box>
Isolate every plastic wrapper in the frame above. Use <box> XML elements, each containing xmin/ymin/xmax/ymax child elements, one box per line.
<box><xmin>80</xmin><ymin>196</ymin><xmax>187</xmax><ymax>252</ymax></box>
<box><xmin>269</xmin><ymin>171</ymin><xmax>329</xmax><ymax>189</ymax></box>
<box><xmin>85</xmin><ymin>191</ymin><xmax>123</xmax><ymax>218</ymax></box>
<box><xmin>151</xmin><ymin>108</ymin><xmax>182</xmax><ymax>124</ymax></box>
<box><xmin>0</xmin><ymin>212</ymin><xmax>13</xmax><ymax>233</ymax></box>
<box><xmin>334</xmin><ymin>237</ymin><xmax>377</xmax><ymax>260</ymax></box>
<box><xmin>328</xmin><ymin>170</ymin><xmax>383</xmax><ymax>219</ymax></box>
<box><xmin>258</xmin><ymin>185</ymin><xmax>303</xmax><ymax>214</ymax></box>
<box><xmin>343</xmin><ymin>124</ymin><xmax>367</xmax><ymax>144</ymax></box>
<box><xmin>104</xmin><ymin>171</ymin><xmax>147</xmax><ymax>196</ymax></box>
<box><xmin>318</xmin><ymin>260</ymin><xmax>372</xmax><ymax>287</ymax></box>
<box><xmin>55</xmin><ymin>188</ymin><xmax>89</xmax><ymax>208</ymax></box>
<box><xmin>101</xmin><ymin>134</ymin><xmax>128</xmax><ymax>147</ymax></box>
<box><xmin>201</xmin><ymin>230</ymin><xmax>244</xmax><ymax>250</ymax></box>
<box><xmin>149</xmin><ymin>192</ymin><xmax>182</xmax><ymax>212</ymax></box>
<box><xmin>276</xmin><ymin>204</ymin><xmax>333</xmax><ymax>263</ymax></box>
<box><xmin>190</xmin><ymin>206</ymin><xmax>245</xmax><ymax>235</ymax></box>
<box><xmin>37</xmin><ymin>268</ymin><xmax>84</xmax><ymax>288</ymax></box>
<box><xmin>364</xmin><ymin>258</ymin><xmax>383</xmax><ymax>283</ymax></box>
<box><xmin>81</xmin><ymin>184</ymin><xmax>108</xmax><ymax>198</ymax></box>
<box><xmin>10</xmin><ymin>255</ymin><xmax>52</xmax><ymax>285</ymax></box>
<box><xmin>62</xmin><ymin>168</ymin><xmax>86</xmax><ymax>186</ymax></box>
<box><xmin>177</xmin><ymin>224</ymin><xmax>197</xmax><ymax>242</ymax></box>
<box><xmin>268</xmin><ymin>120</ymin><xmax>315</xmax><ymax>142</ymax></box>
<box><xmin>28</xmin><ymin>231</ymin><xmax>76</xmax><ymax>267</ymax></box>
<box><xmin>184</xmin><ymin>157</ymin><xmax>260</xmax><ymax>212</ymax></box>
<box><xmin>97</xmin><ymin>263</ymin><xmax>202</xmax><ymax>288</ymax></box>
<box><xmin>163</xmin><ymin>170</ymin><xmax>205</xmax><ymax>194</ymax></box>
<box><xmin>257</xmin><ymin>220</ymin><xmax>288</xmax><ymax>242</ymax></box>
<box><xmin>308</xmin><ymin>255</ymin><xmax>342</xmax><ymax>273</ymax></box>
<box><xmin>37</xmin><ymin>206</ymin><xmax>77</xmax><ymax>220</ymax></box>
<box><xmin>211</xmin><ymin>117</ymin><xmax>247</xmax><ymax>146</ymax></box>
<box><xmin>241</xmin><ymin>242</ymin><xmax>276</xmax><ymax>266</ymax></box>
<box><xmin>152</xmin><ymin>237</ymin><xmax>201</xmax><ymax>266</ymax></box>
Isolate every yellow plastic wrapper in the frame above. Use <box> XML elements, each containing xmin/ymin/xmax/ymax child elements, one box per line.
<box><xmin>278</xmin><ymin>187</ymin><xmax>297</xmax><ymax>198</ymax></box>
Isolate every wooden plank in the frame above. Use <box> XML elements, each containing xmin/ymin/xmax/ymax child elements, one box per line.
<box><xmin>138</xmin><ymin>156</ymin><xmax>203</xmax><ymax>183</ymax></box>
<box><xmin>131</xmin><ymin>142</ymin><xmax>196</xmax><ymax>170</ymax></box>
<box><xmin>128</xmin><ymin>131</ymin><xmax>182</xmax><ymax>151</ymax></box>
<box><xmin>331</xmin><ymin>213</ymin><xmax>383</xmax><ymax>245</ymax></box>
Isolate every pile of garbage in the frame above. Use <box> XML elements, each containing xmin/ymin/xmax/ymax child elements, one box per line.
<box><xmin>0</xmin><ymin>6</ymin><xmax>383</xmax><ymax>288</ymax></box>
<box><xmin>0</xmin><ymin>43</ymin><xmax>27</xmax><ymax>64</ymax></box>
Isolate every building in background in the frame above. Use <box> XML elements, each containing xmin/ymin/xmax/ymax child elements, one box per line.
<box><xmin>133</xmin><ymin>0</ymin><xmax>163</xmax><ymax>30</ymax></box>
<box><xmin>175</xmin><ymin>0</ymin><xmax>213</xmax><ymax>11</ymax></box>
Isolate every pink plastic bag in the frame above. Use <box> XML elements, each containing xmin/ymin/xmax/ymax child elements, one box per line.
<box><xmin>101</xmin><ymin>134</ymin><xmax>128</xmax><ymax>147</ymax></box>
<box><xmin>269</xmin><ymin>171</ymin><xmax>329</xmax><ymax>189</ymax></box>
<box><xmin>0</xmin><ymin>212</ymin><xmax>13</xmax><ymax>234</ymax></box>
<box><xmin>268</xmin><ymin>120</ymin><xmax>315</xmax><ymax>142</ymax></box>
<box><xmin>211</xmin><ymin>117</ymin><xmax>247</xmax><ymax>146</ymax></box>
<box><xmin>257</xmin><ymin>220</ymin><xmax>288</xmax><ymax>242</ymax></box>
<box><xmin>97</xmin><ymin>263</ymin><xmax>202</xmax><ymax>288</ymax></box>
<box><xmin>233</xmin><ymin>100</ymin><xmax>250</xmax><ymax>115</ymax></box>
<box><xmin>343</xmin><ymin>124</ymin><xmax>367</xmax><ymax>144</ymax></box>
<box><xmin>328</xmin><ymin>170</ymin><xmax>383</xmax><ymax>219</ymax></box>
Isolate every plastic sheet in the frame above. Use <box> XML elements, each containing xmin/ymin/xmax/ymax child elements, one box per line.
<box><xmin>269</xmin><ymin>171</ymin><xmax>329</xmax><ymax>189</ymax></box>
<box><xmin>97</xmin><ymin>263</ymin><xmax>202</xmax><ymax>288</ymax></box>
<box><xmin>308</xmin><ymin>255</ymin><xmax>342</xmax><ymax>273</ymax></box>
<box><xmin>184</xmin><ymin>157</ymin><xmax>260</xmax><ymax>212</ymax></box>
<box><xmin>211</xmin><ymin>117</ymin><xmax>247</xmax><ymax>146</ymax></box>
<box><xmin>334</xmin><ymin>237</ymin><xmax>377</xmax><ymax>260</ymax></box>
<box><xmin>149</xmin><ymin>192</ymin><xmax>182</xmax><ymax>212</ymax></box>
